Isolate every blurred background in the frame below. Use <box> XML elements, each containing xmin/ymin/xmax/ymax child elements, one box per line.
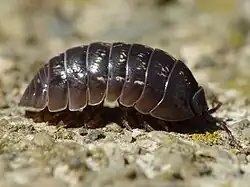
<box><xmin>0</xmin><ymin>0</ymin><xmax>249</xmax><ymax>107</ymax></box>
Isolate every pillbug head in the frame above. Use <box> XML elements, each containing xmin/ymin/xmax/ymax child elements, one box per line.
<box><xmin>190</xmin><ymin>87</ymin><xmax>209</xmax><ymax>116</ymax></box>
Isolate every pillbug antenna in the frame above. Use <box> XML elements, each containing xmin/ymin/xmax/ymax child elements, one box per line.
<box><xmin>206</xmin><ymin>107</ymin><xmax>240</xmax><ymax>148</ymax></box>
<box><xmin>205</xmin><ymin>100</ymin><xmax>240</xmax><ymax>148</ymax></box>
<box><xmin>207</xmin><ymin>101</ymin><xmax>222</xmax><ymax>115</ymax></box>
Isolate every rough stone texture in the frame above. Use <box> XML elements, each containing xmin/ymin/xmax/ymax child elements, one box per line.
<box><xmin>0</xmin><ymin>0</ymin><xmax>249</xmax><ymax>186</ymax></box>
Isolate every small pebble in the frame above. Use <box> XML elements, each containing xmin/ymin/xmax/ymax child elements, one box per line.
<box><xmin>233</xmin><ymin>119</ymin><xmax>250</xmax><ymax>130</ymax></box>
<box><xmin>28</xmin><ymin>177</ymin><xmax>67</xmax><ymax>187</ymax></box>
<box><xmin>104</xmin><ymin>123</ymin><xmax>123</xmax><ymax>133</ymax></box>
<box><xmin>85</xmin><ymin>129</ymin><xmax>106</xmax><ymax>143</ymax></box>
<box><xmin>123</xmin><ymin>129</ymin><xmax>133</xmax><ymax>143</ymax></box>
<box><xmin>32</xmin><ymin>132</ymin><xmax>54</xmax><ymax>147</ymax></box>
<box><xmin>242</xmin><ymin>127</ymin><xmax>250</xmax><ymax>140</ymax></box>
<box><xmin>78</xmin><ymin>127</ymin><xmax>88</xmax><ymax>136</ymax></box>
<box><xmin>0</xmin><ymin>158</ymin><xmax>7</xmax><ymax>178</ymax></box>
<box><xmin>5</xmin><ymin>168</ymin><xmax>41</xmax><ymax>185</ymax></box>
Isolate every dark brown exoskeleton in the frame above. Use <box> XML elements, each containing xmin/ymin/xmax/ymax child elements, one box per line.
<box><xmin>19</xmin><ymin>42</ymin><xmax>237</xmax><ymax>145</ymax></box>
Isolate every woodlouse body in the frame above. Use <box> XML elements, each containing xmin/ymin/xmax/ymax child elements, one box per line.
<box><xmin>19</xmin><ymin>41</ymin><xmax>209</xmax><ymax>122</ymax></box>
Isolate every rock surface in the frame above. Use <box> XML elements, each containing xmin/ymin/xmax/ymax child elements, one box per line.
<box><xmin>0</xmin><ymin>0</ymin><xmax>249</xmax><ymax>186</ymax></box>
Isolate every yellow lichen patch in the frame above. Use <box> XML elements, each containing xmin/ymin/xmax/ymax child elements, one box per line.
<box><xmin>227</xmin><ymin>29</ymin><xmax>247</xmax><ymax>49</ymax></box>
<box><xmin>53</xmin><ymin>127</ymin><xmax>75</xmax><ymax>140</ymax></box>
<box><xmin>64</xmin><ymin>0</ymin><xmax>94</xmax><ymax>4</ymax></box>
<box><xmin>231</xmin><ymin>148</ymin><xmax>241</xmax><ymax>155</ymax></box>
<box><xmin>162</xmin><ymin>134</ymin><xmax>179</xmax><ymax>146</ymax></box>
<box><xmin>190</xmin><ymin>131</ymin><xmax>222</xmax><ymax>145</ymax></box>
<box><xmin>195</xmin><ymin>0</ymin><xmax>238</xmax><ymax>14</ymax></box>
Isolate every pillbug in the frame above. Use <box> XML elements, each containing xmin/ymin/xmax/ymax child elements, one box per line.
<box><xmin>19</xmin><ymin>42</ymin><xmax>237</xmax><ymax>145</ymax></box>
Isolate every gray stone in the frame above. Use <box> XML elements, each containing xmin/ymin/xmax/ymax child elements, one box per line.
<box><xmin>0</xmin><ymin>0</ymin><xmax>250</xmax><ymax>186</ymax></box>
<box><xmin>32</xmin><ymin>132</ymin><xmax>54</xmax><ymax>147</ymax></box>
<box><xmin>27</xmin><ymin>177</ymin><xmax>67</xmax><ymax>187</ymax></box>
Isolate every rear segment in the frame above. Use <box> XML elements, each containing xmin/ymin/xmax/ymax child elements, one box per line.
<box><xmin>19</xmin><ymin>64</ymin><xmax>49</xmax><ymax>111</ymax></box>
<box><xmin>65</xmin><ymin>45</ymin><xmax>88</xmax><ymax>111</ymax></box>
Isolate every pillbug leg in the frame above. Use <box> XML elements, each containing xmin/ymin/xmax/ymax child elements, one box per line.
<box><xmin>135</xmin><ymin>112</ymin><xmax>169</xmax><ymax>131</ymax></box>
<box><xmin>121</xmin><ymin>117</ymin><xmax>133</xmax><ymax>131</ymax></box>
<box><xmin>83</xmin><ymin>105</ymin><xmax>106</xmax><ymax>129</ymax></box>
<box><xmin>156</xmin><ymin>119</ymin><xmax>170</xmax><ymax>131</ymax></box>
<box><xmin>120</xmin><ymin>107</ymin><xmax>133</xmax><ymax>131</ymax></box>
<box><xmin>84</xmin><ymin>115</ymin><xmax>103</xmax><ymax>129</ymax></box>
<box><xmin>208</xmin><ymin>101</ymin><xmax>222</xmax><ymax>115</ymax></box>
<box><xmin>136</xmin><ymin>113</ymin><xmax>155</xmax><ymax>131</ymax></box>
<box><xmin>210</xmin><ymin>93</ymin><xmax>221</xmax><ymax>109</ymax></box>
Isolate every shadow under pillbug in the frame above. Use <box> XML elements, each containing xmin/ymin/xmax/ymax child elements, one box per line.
<box><xmin>19</xmin><ymin>41</ymin><xmax>237</xmax><ymax>145</ymax></box>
